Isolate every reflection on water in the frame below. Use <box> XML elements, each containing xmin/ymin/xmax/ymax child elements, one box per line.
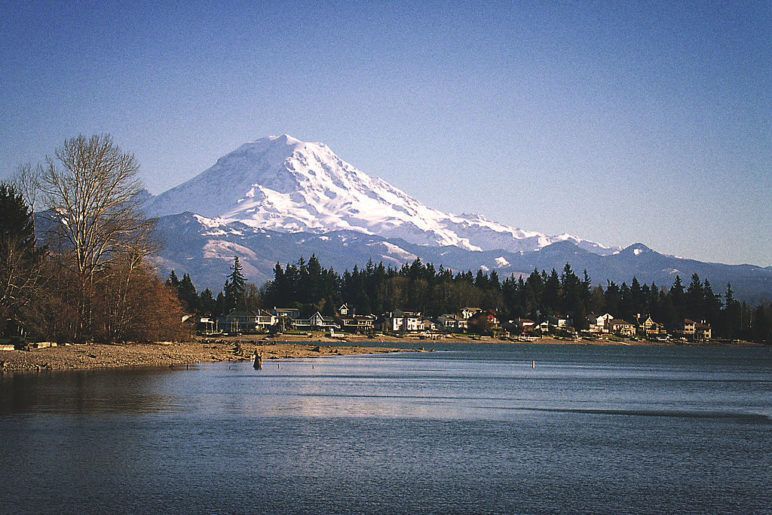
<box><xmin>1</xmin><ymin>344</ymin><xmax>770</xmax><ymax>513</ymax></box>
<box><xmin>0</xmin><ymin>368</ymin><xmax>185</xmax><ymax>415</ymax></box>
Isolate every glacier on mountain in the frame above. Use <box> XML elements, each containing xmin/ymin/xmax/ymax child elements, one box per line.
<box><xmin>146</xmin><ymin>134</ymin><xmax>615</xmax><ymax>255</ymax></box>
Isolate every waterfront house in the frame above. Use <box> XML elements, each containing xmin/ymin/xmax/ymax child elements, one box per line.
<box><xmin>468</xmin><ymin>310</ymin><xmax>501</xmax><ymax>335</ymax></box>
<box><xmin>610</xmin><ymin>318</ymin><xmax>636</xmax><ymax>337</ymax></box>
<box><xmin>274</xmin><ymin>307</ymin><xmax>302</xmax><ymax>320</ymax></box>
<box><xmin>695</xmin><ymin>322</ymin><xmax>712</xmax><ymax>341</ymax></box>
<box><xmin>682</xmin><ymin>319</ymin><xmax>711</xmax><ymax>341</ymax></box>
<box><xmin>437</xmin><ymin>314</ymin><xmax>467</xmax><ymax>332</ymax></box>
<box><xmin>339</xmin><ymin>314</ymin><xmax>376</xmax><ymax>333</ymax></box>
<box><xmin>255</xmin><ymin>309</ymin><xmax>277</xmax><ymax>331</ymax></box>
<box><xmin>637</xmin><ymin>315</ymin><xmax>665</xmax><ymax>337</ymax></box>
<box><xmin>223</xmin><ymin>310</ymin><xmax>258</xmax><ymax>334</ymax></box>
<box><xmin>382</xmin><ymin>310</ymin><xmax>422</xmax><ymax>333</ymax></box>
<box><xmin>198</xmin><ymin>316</ymin><xmax>218</xmax><ymax>334</ymax></box>
<box><xmin>589</xmin><ymin>313</ymin><xmax>615</xmax><ymax>333</ymax></box>
<box><xmin>461</xmin><ymin>307</ymin><xmax>483</xmax><ymax>320</ymax></box>
<box><xmin>515</xmin><ymin>318</ymin><xmax>536</xmax><ymax>334</ymax></box>
<box><xmin>291</xmin><ymin>311</ymin><xmax>339</xmax><ymax>330</ymax></box>
<box><xmin>682</xmin><ymin>319</ymin><xmax>697</xmax><ymax>336</ymax></box>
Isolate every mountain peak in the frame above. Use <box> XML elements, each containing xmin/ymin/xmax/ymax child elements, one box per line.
<box><xmin>146</xmin><ymin>135</ymin><xmax>612</xmax><ymax>255</ymax></box>
<box><xmin>266</xmin><ymin>133</ymin><xmax>305</xmax><ymax>146</ymax></box>
<box><xmin>621</xmin><ymin>243</ymin><xmax>654</xmax><ymax>256</ymax></box>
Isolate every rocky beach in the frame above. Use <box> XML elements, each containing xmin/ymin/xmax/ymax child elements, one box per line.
<box><xmin>0</xmin><ymin>340</ymin><xmax>407</xmax><ymax>374</ymax></box>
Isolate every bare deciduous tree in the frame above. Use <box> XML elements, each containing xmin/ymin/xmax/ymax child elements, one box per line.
<box><xmin>41</xmin><ymin>134</ymin><xmax>155</xmax><ymax>339</ymax></box>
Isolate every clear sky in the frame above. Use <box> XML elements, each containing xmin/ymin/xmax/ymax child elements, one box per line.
<box><xmin>1</xmin><ymin>0</ymin><xmax>770</xmax><ymax>265</ymax></box>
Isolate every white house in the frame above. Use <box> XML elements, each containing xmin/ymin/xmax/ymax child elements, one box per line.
<box><xmin>461</xmin><ymin>307</ymin><xmax>482</xmax><ymax>320</ymax></box>
<box><xmin>382</xmin><ymin>310</ymin><xmax>422</xmax><ymax>333</ymax></box>
<box><xmin>589</xmin><ymin>313</ymin><xmax>614</xmax><ymax>333</ymax></box>
<box><xmin>292</xmin><ymin>312</ymin><xmax>338</xmax><ymax>330</ymax></box>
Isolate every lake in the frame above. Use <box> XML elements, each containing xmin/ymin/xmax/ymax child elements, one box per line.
<box><xmin>1</xmin><ymin>343</ymin><xmax>770</xmax><ymax>513</ymax></box>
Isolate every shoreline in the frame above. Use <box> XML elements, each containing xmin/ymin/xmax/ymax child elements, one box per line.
<box><xmin>246</xmin><ymin>332</ymin><xmax>760</xmax><ymax>347</ymax></box>
<box><xmin>1</xmin><ymin>335</ymin><xmax>762</xmax><ymax>375</ymax></box>
<box><xmin>0</xmin><ymin>341</ymin><xmax>408</xmax><ymax>375</ymax></box>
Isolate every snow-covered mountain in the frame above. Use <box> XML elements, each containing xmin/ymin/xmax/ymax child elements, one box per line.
<box><xmin>146</xmin><ymin>134</ymin><xmax>615</xmax><ymax>255</ymax></box>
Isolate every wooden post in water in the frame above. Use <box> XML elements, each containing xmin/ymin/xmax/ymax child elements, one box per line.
<box><xmin>531</xmin><ymin>360</ymin><xmax>536</xmax><ymax>369</ymax></box>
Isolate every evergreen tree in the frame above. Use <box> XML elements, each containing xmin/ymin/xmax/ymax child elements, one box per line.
<box><xmin>685</xmin><ymin>273</ymin><xmax>705</xmax><ymax>320</ymax></box>
<box><xmin>165</xmin><ymin>270</ymin><xmax>180</xmax><ymax>289</ymax></box>
<box><xmin>604</xmin><ymin>281</ymin><xmax>621</xmax><ymax>315</ymax></box>
<box><xmin>722</xmin><ymin>284</ymin><xmax>741</xmax><ymax>339</ymax></box>
<box><xmin>0</xmin><ymin>183</ymin><xmax>42</xmax><ymax>336</ymax></box>
<box><xmin>542</xmin><ymin>269</ymin><xmax>561</xmax><ymax>315</ymax></box>
<box><xmin>177</xmin><ymin>273</ymin><xmax>198</xmax><ymax>312</ymax></box>
<box><xmin>223</xmin><ymin>257</ymin><xmax>247</xmax><ymax>312</ymax></box>
<box><xmin>751</xmin><ymin>305</ymin><xmax>770</xmax><ymax>344</ymax></box>
<box><xmin>630</xmin><ymin>277</ymin><xmax>645</xmax><ymax>318</ymax></box>
<box><xmin>198</xmin><ymin>288</ymin><xmax>217</xmax><ymax>316</ymax></box>
<box><xmin>669</xmin><ymin>275</ymin><xmax>685</xmax><ymax>321</ymax></box>
<box><xmin>215</xmin><ymin>291</ymin><xmax>227</xmax><ymax>318</ymax></box>
<box><xmin>702</xmin><ymin>280</ymin><xmax>721</xmax><ymax>327</ymax></box>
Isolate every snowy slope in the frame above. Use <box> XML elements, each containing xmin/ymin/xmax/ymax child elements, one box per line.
<box><xmin>146</xmin><ymin>134</ymin><xmax>615</xmax><ymax>255</ymax></box>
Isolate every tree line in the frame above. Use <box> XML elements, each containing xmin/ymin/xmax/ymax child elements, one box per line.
<box><xmin>0</xmin><ymin>135</ymin><xmax>189</xmax><ymax>343</ymax></box>
<box><xmin>170</xmin><ymin>256</ymin><xmax>771</xmax><ymax>343</ymax></box>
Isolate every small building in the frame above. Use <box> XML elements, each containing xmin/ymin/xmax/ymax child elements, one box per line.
<box><xmin>695</xmin><ymin>322</ymin><xmax>712</xmax><ymax>341</ymax></box>
<box><xmin>255</xmin><ymin>309</ymin><xmax>277</xmax><ymax>331</ymax></box>
<box><xmin>382</xmin><ymin>310</ymin><xmax>422</xmax><ymax>333</ymax></box>
<box><xmin>468</xmin><ymin>310</ymin><xmax>501</xmax><ymax>335</ymax></box>
<box><xmin>683</xmin><ymin>319</ymin><xmax>712</xmax><ymax>341</ymax></box>
<box><xmin>339</xmin><ymin>314</ymin><xmax>376</xmax><ymax>333</ymax></box>
<box><xmin>589</xmin><ymin>313</ymin><xmax>615</xmax><ymax>333</ymax></box>
<box><xmin>198</xmin><ymin>316</ymin><xmax>218</xmax><ymax>334</ymax></box>
<box><xmin>461</xmin><ymin>307</ymin><xmax>483</xmax><ymax>320</ymax></box>
<box><xmin>274</xmin><ymin>307</ymin><xmax>302</xmax><ymax>320</ymax></box>
<box><xmin>421</xmin><ymin>319</ymin><xmax>436</xmax><ymax>332</ymax></box>
<box><xmin>437</xmin><ymin>314</ymin><xmax>468</xmax><ymax>333</ymax></box>
<box><xmin>515</xmin><ymin>318</ymin><xmax>537</xmax><ymax>334</ymax></box>
<box><xmin>637</xmin><ymin>315</ymin><xmax>666</xmax><ymax>337</ymax></box>
<box><xmin>222</xmin><ymin>310</ymin><xmax>262</xmax><ymax>334</ymax></box>
<box><xmin>609</xmin><ymin>318</ymin><xmax>636</xmax><ymax>337</ymax></box>
<box><xmin>292</xmin><ymin>312</ymin><xmax>339</xmax><ymax>330</ymax></box>
<box><xmin>337</xmin><ymin>303</ymin><xmax>351</xmax><ymax>317</ymax></box>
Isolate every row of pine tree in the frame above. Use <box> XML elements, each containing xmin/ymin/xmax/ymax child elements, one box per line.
<box><xmin>168</xmin><ymin>255</ymin><xmax>771</xmax><ymax>343</ymax></box>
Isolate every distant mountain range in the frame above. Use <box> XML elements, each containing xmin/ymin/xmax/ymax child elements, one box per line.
<box><xmin>134</xmin><ymin>134</ymin><xmax>770</xmax><ymax>302</ymax></box>
<box><xmin>148</xmin><ymin>212</ymin><xmax>771</xmax><ymax>304</ymax></box>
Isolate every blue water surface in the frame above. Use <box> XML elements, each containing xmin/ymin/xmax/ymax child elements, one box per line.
<box><xmin>1</xmin><ymin>343</ymin><xmax>770</xmax><ymax>513</ymax></box>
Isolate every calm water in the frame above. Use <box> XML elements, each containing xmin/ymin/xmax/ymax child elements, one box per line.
<box><xmin>1</xmin><ymin>344</ymin><xmax>770</xmax><ymax>513</ymax></box>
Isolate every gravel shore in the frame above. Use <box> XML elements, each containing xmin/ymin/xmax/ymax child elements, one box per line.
<box><xmin>0</xmin><ymin>341</ymin><xmax>407</xmax><ymax>374</ymax></box>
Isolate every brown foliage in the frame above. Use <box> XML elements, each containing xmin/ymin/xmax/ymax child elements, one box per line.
<box><xmin>21</xmin><ymin>254</ymin><xmax>190</xmax><ymax>343</ymax></box>
<box><xmin>91</xmin><ymin>261</ymin><xmax>191</xmax><ymax>343</ymax></box>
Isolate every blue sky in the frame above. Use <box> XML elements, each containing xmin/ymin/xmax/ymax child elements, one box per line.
<box><xmin>1</xmin><ymin>0</ymin><xmax>770</xmax><ymax>265</ymax></box>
